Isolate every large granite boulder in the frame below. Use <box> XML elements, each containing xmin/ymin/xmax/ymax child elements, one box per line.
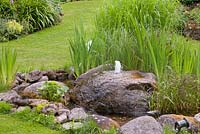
<box><xmin>70</xmin><ymin>66</ymin><xmax>156</xmax><ymax>117</ymax></box>
<box><xmin>120</xmin><ymin>116</ymin><xmax>163</xmax><ymax>134</ymax></box>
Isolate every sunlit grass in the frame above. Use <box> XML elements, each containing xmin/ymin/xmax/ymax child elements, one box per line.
<box><xmin>0</xmin><ymin>0</ymin><xmax>103</xmax><ymax>72</ymax></box>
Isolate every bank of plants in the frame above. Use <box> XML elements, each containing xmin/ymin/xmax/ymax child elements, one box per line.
<box><xmin>0</xmin><ymin>0</ymin><xmax>62</xmax><ymax>42</ymax></box>
<box><xmin>0</xmin><ymin>47</ymin><xmax>17</xmax><ymax>92</ymax></box>
<box><xmin>151</xmin><ymin>73</ymin><xmax>200</xmax><ymax>115</ymax></box>
<box><xmin>13</xmin><ymin>108</ymin><xmax>118</xmax><ymax>134</ymax></box>
<box><xmin>69</xmin><ymin>0</ymin><xmax>200</xmax><ymax>115</ymax></box>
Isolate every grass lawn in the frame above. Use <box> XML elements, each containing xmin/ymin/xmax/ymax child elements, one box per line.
<box><xmin>0</xmin><ymin>1</ymin><xmax>103</xmax><ymax>133</ymax></box>
<box><xmin>0</xmin><ymin>114</ymin><xmax>62</xmax><ymax>134</ymax></box>
<box><xmin>0</xmin><ymin>0</ymin><xmax>103</xmax><ymax>72</ymax></box>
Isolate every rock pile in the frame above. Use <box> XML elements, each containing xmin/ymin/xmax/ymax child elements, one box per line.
<box><xmin>12</xmin><ymin>70</ymin><xmax>75</xmax><ymax>95</ymax></box>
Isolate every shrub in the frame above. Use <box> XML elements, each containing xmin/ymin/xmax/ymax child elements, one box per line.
<box><xmin>38</xmin><ymin>81</ymin><xmax>69</xmax><ymax>102</ymax></box>
<box><xmin>0</xmin><ymin>0</ymin><xmax>62</xmax><ymax>41</ymax></box>
<box><xmin>0</xmin><ymin>47</ymin><xmax>17</xmax><ymax>92</ymax></box>
<box><xmin>0</xmin><ymin>101</ymin><xmax>12</xmax><ymax>114</ymax></box>
<box><xmin>0</xmin><ymin>19</ymin><xmax>24</xmax><ymax>41</ymax></box>
<box><xmin>14</xmin><ymin>0</ymin><xmax>61</xmax><ymax>32</ymax></box>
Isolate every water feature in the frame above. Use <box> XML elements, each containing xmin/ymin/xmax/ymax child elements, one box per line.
<box><xmin>114</xmin><ymin>60</ymin><xmax>121</xmax><ymax>74</ymax></box>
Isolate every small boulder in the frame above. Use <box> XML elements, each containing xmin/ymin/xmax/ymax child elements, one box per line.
<box><xmin>62</xmin><ymin>122</ymin><xmax>83</xmax><ymax>130</ymax></box>
<box><xmin>38</xmin><ymin>76</ymin><xmax>49</xmax><ymax>82</ymax></box>
<box><xmin>158</xmin><ymin>114</ymin><xmax>200</xmax><ymax>133</ymax></box>
<box><xmin>26</xmin><ymin>70</ymin><xmax>43</xmax><ymax>83</ymax></box>
<box><xmin>90</xmin><ymin>114</ymin><xmax>120</xmax><ymax>130</ymax></box>
<box><xmin>55</xmin><ymin>112</ymin><xmax>68</xmax><ymax>123</ymax></box>
<box><xmin>22</xmin><ymin>81</ymin><xmax>45</xmax><ymax>98</ymax></box>
<box><xmin>120</xmin><ymin>116</ymin><xmax>163</xmax><ymax>134</ymax></box>
<box><xmin>12</xmin><ymin>83</ymin><xmax>30</xmax><ymax>95</ymax></box>
<box><xmin>17</xmin><ymin>106</ymin><xmax>30</xmax><ymax>112</ymax></box>
<box><xmin>57</xmin><ymin>108</ymin><xmax>70</xmax><ymax>116</ymax></box>
<box><xmin>29</xmin><ymin>99</ymin><xmax>49</xmax><ymax>107</ymax></box>
<box><xmin>68</xmin><ymin>108</ymin><xmax>88</xmax><ymax>121</ymax></box>
<box><xmin>41</xmin><ymin>103</ymin><xmax>58</xmax><ymax>115</ymax></box>
<box><xmin>46</xmin><ymin>70</ymin><xmax>57</xmax><ymax>80</ymax></box>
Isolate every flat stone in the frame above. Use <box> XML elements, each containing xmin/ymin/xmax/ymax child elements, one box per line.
<box><xmin>58</xmin><ymin>108</ymin><xmax>70</xmax><ymax>115</ymax></box>
<box><xmin>42</xmin><ymin>103</ymin><xmax>58</xmax><ymax>115</ymax></box>
<box><xmin>17</xmin><ymin>106</ymin><xmax>30</xmax><ymax>112</ymax></box>
<box><xmin>120</xmin><ymin>116</ymin><xmax>163</xmax><ymax>134</ymax></box>
<box><xmin>29</xmin><ymin>99</ymin><xmax>49</xmax><ymax>106</ymax></box>
<box><xmin>38</xmin><ymin>76</ymin><xmax>49</xmax><ymax>82</ymax></box>
<box><xmin>22</xmin><ymin>81</ymin><xmax>45</xmax><ymax>98</ymax></box>
<box><xmin>12</xmin><ymin>83</ymin><xmax>31</xmax><ymax>95</ymax></box>
<box><xmin>55</xmin><ymin>112</ymin><xmax>68</xmax><ymax>123</ymax></box>
<box><xmin>0</xmin><ymin>90</ymin><xmax>21</xmax><ymax>103</ymax></box>
<box><xmin>68</xmin><ymin>108</ymin><xmax>88</xmax><ymax>121</ymax></box>
<box><xmin>26</xmin><ymin>70</ymin><xmax>43</xmax><ymax>83</ymax></box>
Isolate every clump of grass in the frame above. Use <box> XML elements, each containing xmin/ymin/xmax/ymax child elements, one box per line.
<box><xmin>0</xmin><ymin>47</ymin><xmax>17</xmax><ymax>92</ymax></box>
<box><xmin>151</xmin><ymin>73</ymin><xmax>200</xmax><ymax>115</ymax></box>
<box><xmin>96</xmin><ymin>0</ymin><xmax>184</xmax><ymax>33</ymax></box>
<box><xmin>190</xmin><ymin>7</ymin><xmax>200</xmax><ymax>24</ymax></box>
<box><xmin>0</xmin><ymin>101</ymin><xmax>12</xmax><ymax>114</ymax></box>
<box><xmin>163</xmin><ymin>125</ymin><xmax>190</xmax><ymax>134</ymax></box>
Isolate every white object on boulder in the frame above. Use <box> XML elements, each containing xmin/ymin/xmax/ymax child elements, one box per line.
<box><xmin>114</xmin><ymin>60</ymin><xmax>121</xmax><ymax>74</ymax></box>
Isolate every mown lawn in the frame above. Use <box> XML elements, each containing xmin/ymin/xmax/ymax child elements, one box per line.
<box><xmin>0</xmin><ymin>1</ymin><xmax>103</xmax><ymax>133</ymax></box>
<box><xmin>0</xmin><ymin>0</ymin><xmax>103</xmax><ymax>72</ymax></box>
<box><xmin>0</xmin><ymin>114</ymin><xmax>62</xmax><ymax>134</ymax></box>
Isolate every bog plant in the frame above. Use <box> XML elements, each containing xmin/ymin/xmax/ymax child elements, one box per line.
<box><xmin>0</xmin><ymin>47</ymin><xmax>17</xmax><ymax>92</ymax></box>
<box><xmin>38</xmin><ymin>81</ymin><xmax>69</xmax><ymax>102</ymax></box>
<box><xmin>151</xmin><ymin>73</ymin><xmax>200</xmax><ymax>115</ymax></box>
